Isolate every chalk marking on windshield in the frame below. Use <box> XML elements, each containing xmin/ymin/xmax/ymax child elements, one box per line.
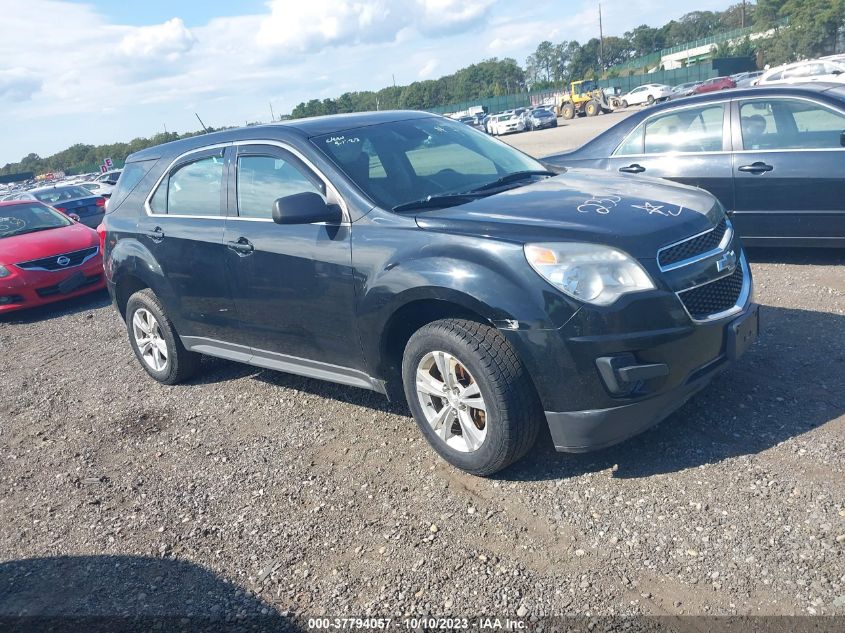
<box><xmin>324</xmin><ymin>135</ymin><xmax>361</xmax><ymax>146</ymax></box>
<box><xmin>0</xmin><ymin>217</ymin><xmax>27</xmax><ymax>235</ymax></box>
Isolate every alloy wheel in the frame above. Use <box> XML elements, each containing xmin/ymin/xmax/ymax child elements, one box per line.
<box><xmin>415</xmin><ymin>351</ymin><xmax>488</xmax><ymax>452</ymax></box>
<box><xmin>132</xmin><ymin>308</ymin><xmax>169</xmax><ymax>372</ymax></box>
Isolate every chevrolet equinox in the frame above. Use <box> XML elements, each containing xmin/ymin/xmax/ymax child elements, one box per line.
<box><xmin>103</xmin><ymin>111</ymin><xmax>759</xmax><ymax>475</ymax></box>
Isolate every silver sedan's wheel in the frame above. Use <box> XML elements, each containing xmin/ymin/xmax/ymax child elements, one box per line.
<box><xmin>132</xmin><ymin>307</ymin><xmax>168</xmax><ymax>372</ymax></box>
<box><xmin>415</xmin><ymin>350</ymin><xmax>487</xmax><ymax>452</ymax></box>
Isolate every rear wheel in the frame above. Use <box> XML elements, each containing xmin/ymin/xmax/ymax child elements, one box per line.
<box><xmin>402</xmin><ymin>319</ymin><xmax>541</xmax><ymax>476</ymax></box>
<box><xmin>561</xmin><ymin>103</ymin><xmax>576</xmax><ymax>120</ymax></box>
<box><xmin>621</xmin><ymin>100</ymin><xmax>629</xmax><ymax>109</ymax></box>
<box><xmin>126</xmin><ymin>289</ymin><xmax>201</xmax><ymax>385</ymax></box>
<box><xmin>585</xmin><ymin>100</ymin><xmax>600</xmax><ymax>117</ymax></box>
<box><xmin>647</xmin><ymin>95</ymin><xmax>655</xmax><ymax>105</ymax></box>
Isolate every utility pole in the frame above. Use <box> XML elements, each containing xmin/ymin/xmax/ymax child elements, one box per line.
<box><xmin>598</xmin><ymin>1</ymin><xmax>605</xmax><ymax>71</ymax></box>
<box><xmin>269</xmin><ymin>101</ymin><xmax>276</xmax><ymax>122</ymax></box>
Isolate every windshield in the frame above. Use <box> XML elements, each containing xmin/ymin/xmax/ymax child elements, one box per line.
<box><xmin>33</xmin><ymin>186</ymin><xmax>94</xmax><ymax>203</ymax></box>
<box><xmin>311</xmin><ymin>116</ymin><xmax>545</xmax><ymax>211</ymax></box>
<box><xmin>0</xmin><ymin>203</ymin><xmax>72</xmax><ymax>238</ymax></box>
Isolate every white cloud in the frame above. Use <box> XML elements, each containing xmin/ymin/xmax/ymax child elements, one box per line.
<box><xmin>0</xmin><ymin>68</ymin><xmax>42</xmax><ymax>102</ymax></box>
<box><xmin>416</xmin><ymin>0</ymin><xmax>494</xmax><ymax>36</ymax></box>
<box><xmin>256</xmin><ymin>0</ymin><xmax>496</xmax><ymax>52</ymax></box>
<box><xmin>118</xmin><ymin>18</ymin><xmax>196</xmax><ymax>60</ymax></box>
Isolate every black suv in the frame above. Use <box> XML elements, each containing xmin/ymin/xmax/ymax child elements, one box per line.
<box><xmin>103</xmin><ymin>111</ymin><xmax>758</xmax><ymax>476</ymax></box>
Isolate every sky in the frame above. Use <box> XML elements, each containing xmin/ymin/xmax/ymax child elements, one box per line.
<box><xmin>0</xmin><ymin>0</ymin><xmax>737</xmax><ymax>165</ymax></box>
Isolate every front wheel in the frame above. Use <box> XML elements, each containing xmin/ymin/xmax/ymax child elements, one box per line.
<box><xmin>402</xmin><ymin>319</ymin><xmax>541</xmax><ymax>476</ymax></box>
<box><xmin>647</xmin><ymin>95</ymin><xmax>655</xmax><ymax>105</ymax></box>
<box><xmin>126</xmin><ymin>288</ymin><xmax>201</xmax><ymax>385</ymax></box>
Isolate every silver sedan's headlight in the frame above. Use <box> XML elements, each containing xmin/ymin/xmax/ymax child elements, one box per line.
<box><xmin>524</xmin><ymin>242</ymin><xmax>655</xmax><ymax>306</ymax></box>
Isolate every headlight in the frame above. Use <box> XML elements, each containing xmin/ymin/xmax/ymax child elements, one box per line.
<box><xmin>0</xmin><ymin>265</ymin><xmax>10</xmax><ymax>278</ymax></box>
<box><xmin>524</xmin><ymin>242</ymin><xmax>655</xmax><ymax>306</ymax></box>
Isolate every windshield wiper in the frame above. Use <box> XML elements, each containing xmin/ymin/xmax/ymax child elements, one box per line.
<box><xmin>469</xmin><ymin>170</ymin><xmax>557</xmax><ymax>193</ymax></box>
<box><xmin>392</xmin><ymin>192</ymin><xmax>489</xmax><ymax>213</ymax></box>
<box><xmin>3</xmin><ymin>226</ymin><xmax>60</xmax><ymax>238</ymax></box>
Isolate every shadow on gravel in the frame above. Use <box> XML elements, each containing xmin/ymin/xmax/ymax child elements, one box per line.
<box><xmin>181</xmin><ymin>303</ymin><xmax>843</xmax><ymax>483</ymax></box>
<box><xmin>0</xmin><ymin>288</ymin><xmax>110</xmax><ymax>325</ymax></box>
<box><xmin>190</xmin><ymin>355</ymin><xmax>413</xmax><ymax>417</ymax></box>
<box><xmin>0</xmin><ymin>554</ymin><xmax>300</xmax><ymax>633</ymax></box>
<box><xmin>499</xmin><ymin>304</ymin><xmax>845</xmax><ymax>482</ymax></box>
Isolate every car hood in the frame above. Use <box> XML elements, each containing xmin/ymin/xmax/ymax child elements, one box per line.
<box><xmin>414</xmin><ymin>169</ymin><xmax>722</xmax><ymax>259</ymax></box>
<box><xmin>0</xmin><ymin>223</ymin><xmax>98</xmax><ymax>265</ymax></box>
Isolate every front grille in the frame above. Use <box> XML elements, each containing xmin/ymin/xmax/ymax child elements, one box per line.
<box><xmin>678</xmin><ymin>264</ymin><xmax>744</xmax><ymax>320</ymax></box>
<box><xmin>36</xmin><ymin>273</ymin><xmax>102</xmax><ymax>297</ymax></box>
<box><xmin>16</xmin><ymin>246</ymin><xmax>98</xmax><ymax>272</ymax></box>
<box><xmin>658</xmin><ymin>218</ymin><xmax>728</xmax><ymax>268</ymax></box>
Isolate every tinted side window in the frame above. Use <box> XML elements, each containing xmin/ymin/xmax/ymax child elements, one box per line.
<box><xmin>107</xmin><ymin>159</ymin><xmax>156</xmax><ymax>213</ymax></box>
<box><xmin>642</xmin><ymin>104</ymin><xmax>724</xmax><ymax>154</ymax></box>
<box><xmin>740</xmin><ymin>98</ymin><xmax>845</xmax><ymax>150</ymax></box>
<box><xmin>236</xmin><ymin>155</ymin><xmax>324</xmax><ymax>219</ymax></box>
<box><xmin>151</xmin><ymin>155</ymin><xmax>224</xmax><ymax>216</ymax></box>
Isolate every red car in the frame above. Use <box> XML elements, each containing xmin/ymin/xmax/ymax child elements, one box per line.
<box><xmin>692</xmin><ymin>76</ymin><xmax>737</xmax><ymax>94</ymax></box>
<box><xmin>0</xmin><ymin>200</ymin><xmax>105</xmax><ymax>313</ymax></box>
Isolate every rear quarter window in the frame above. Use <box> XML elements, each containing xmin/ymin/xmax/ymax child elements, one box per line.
<box><xmin>106</xmin><ymin>160</ymin><xmax>157</xmax><ymax>213</ymax></box>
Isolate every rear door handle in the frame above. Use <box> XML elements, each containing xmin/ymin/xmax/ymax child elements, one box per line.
<box><xmin>619</xmin><ymin>164</ymin><xmax>646</xmax><ymax>174</ymax></box>
<box><xmin>227</xmin><ymin>237</ymin><xmax>254</xmax><ymax>255</ymax></box>
<box><xmin>738</xmin><ymin>162</ymin><xmax>773</xmax><ymax>174</ymax></box>
<box><xmin>142</xmin><ymin>227</ymin><xmax>165</xmax><ymax>242</ymax></box>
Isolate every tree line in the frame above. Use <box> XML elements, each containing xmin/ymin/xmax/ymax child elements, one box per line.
<box><xmin>3</xmin><ymin>1</ymin><xmax>842</xmax><ymax>177</ymax></box>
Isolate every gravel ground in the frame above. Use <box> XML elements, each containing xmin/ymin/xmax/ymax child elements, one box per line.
<box><xmin>1</xmin><ymin>251</ymin><xmax>843</xmax><ymax>622</ymax></box>
<box><xmin>0</xmin><ymin>113</ymin><xmax>843</xmax><ymax>623</ymax></box>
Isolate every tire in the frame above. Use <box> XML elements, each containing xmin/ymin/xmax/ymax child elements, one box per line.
<box><xmin>561</xmin><ymin>103</ymin><xmax>576</xmax><ymax>120</ymax></box>
<box><xmin>125</xmin><ymin>288</ymin><xmax>201</xmax><ymax>385</ymax></box>
<box><xmin>647</xmin><ymin>95</ymin><xmax>655</xmax><ymax>105</ymax></box>
<box><xmin>402</xmin><ymin>319</ymin><xmax>541</xmax><ymax>476</ymax></box>
<box><xmin>551</xmin><ymin>120</ymin><xmax>558</xmax><ymax>127</ymax></box>
<box><xmin>621</xmin><ymin>100</ymin><xmax>628</xmax><ymax>109</ymax></box>
<box><xmin>585</xmin><ymin>100</ymin><xmax>600</xmax><ymax>117</ymax></box>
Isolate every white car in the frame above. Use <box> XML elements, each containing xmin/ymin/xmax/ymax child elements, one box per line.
<box><xmin>756</xmin><ymin>60</ymin><xmax>845</xmax><ymax>86</ymax></box>
<box><xmin>490</xmin><ymin>113</ymin><xmax>525</xmax><ymax>136</ymax></box>
<box><xmin>619</xmin><ymin>84</ymin><xmax>673</xmax><ymax>107</ymax></box>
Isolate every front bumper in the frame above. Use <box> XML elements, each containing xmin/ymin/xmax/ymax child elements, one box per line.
<box><xmin>543</xmin><ymin>301</ymin><xmax>758</xmax><ymax>451</ymax></box>
<box><xmin>0</xmin><ymin>257</ymin><xmax>105</xmax><ymax>313</ymax></box>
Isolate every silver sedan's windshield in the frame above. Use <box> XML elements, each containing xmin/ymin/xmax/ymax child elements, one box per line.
<box><xmin>311</xmin><ymin>116</ymin><xmax>546</xmax><ymax>211</ymax></box>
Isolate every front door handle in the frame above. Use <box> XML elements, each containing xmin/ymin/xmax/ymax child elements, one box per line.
<box><xmin>619</xmin><ymin>163</ymin><xmax>646</xmax><ymax>174</ymax></box>
<box><xmin>738</xmin><ymin>161</ymin><xmax>773</xmax><ymax>174</ymax></box>
<box><xmin>227</xmin><ymin>237</ymin><xmax>254</xmax><ymax>255</ymax></box>
<box><xmin>142</xmin><ymin>226</ymin><xmax>165</xmax><ymax>242</ymax></box>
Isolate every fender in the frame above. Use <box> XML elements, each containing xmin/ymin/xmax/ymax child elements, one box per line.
<box><xmin>354</xmin><ymin>236</ymin><xmax>581</xmax><ymax>380</ymax></box>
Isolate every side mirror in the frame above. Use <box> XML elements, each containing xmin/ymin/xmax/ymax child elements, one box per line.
<box><xmin>272</xmin><ymin>192</ymin><xmax>340</xmax><ymax>225</ymax></box>
<box><xmin>69</xmin><ymin>213</ymin><xmax>81</xmax><ymax>222</ymax></box>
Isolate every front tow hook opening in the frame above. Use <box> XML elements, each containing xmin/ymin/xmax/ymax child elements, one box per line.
<box><xmin>596</xmin><ymin>354</ymin><xmax>669</xmax><ymax>396</ymax></box>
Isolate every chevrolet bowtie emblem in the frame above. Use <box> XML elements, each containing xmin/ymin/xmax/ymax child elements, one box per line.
<box><xmin>716</xmin><ymin>250</ymin><xmax>737</xmax><ymax>273</ymax></box>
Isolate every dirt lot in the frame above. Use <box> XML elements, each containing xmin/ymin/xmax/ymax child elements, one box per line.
<box><xmin>1</xmin><ymin>115</ymin><xmax>844</xmax><ymax>625</ymax></box>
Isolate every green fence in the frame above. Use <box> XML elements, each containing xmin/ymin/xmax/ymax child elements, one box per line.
<box><xmin>606</xmin><ymin>18</ymin><xmax>788</xmax><ymax>76</ymax></box>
